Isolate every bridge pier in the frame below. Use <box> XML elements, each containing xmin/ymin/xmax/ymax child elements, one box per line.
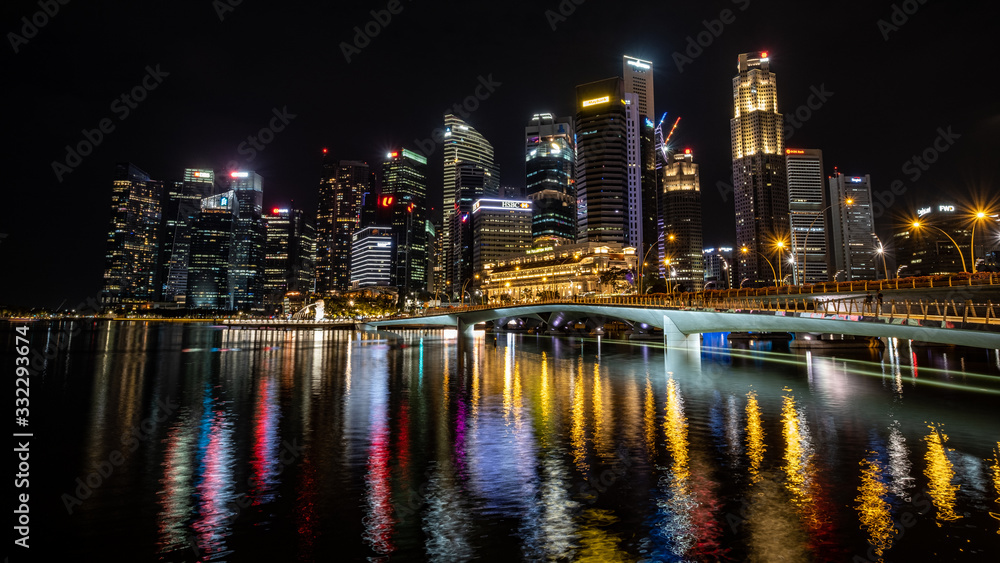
<box><xmin>456</xmin><ymin>316</ymin><xmax>475</xmax><ymax>337</ymax></box>
<box><xmin>663</xmin><ymin>315</ymin><xmax>701</xmax><ymax>352</ymax></box>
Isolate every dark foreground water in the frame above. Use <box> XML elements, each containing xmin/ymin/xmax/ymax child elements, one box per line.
<box><xmin>11</xmin><ymin>321</ymin><xmax>1000</xmax><ymax>561</ymax></box>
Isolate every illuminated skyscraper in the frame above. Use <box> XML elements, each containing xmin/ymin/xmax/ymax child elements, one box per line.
<box><xmin>576</xmin><ymin>77</ymin><xmax>627</xmax><ymax>245</ymax></box>
<box><xmin>383</xmin><ymin>148</ymin><xmax>428</xmax><ymax>294</ymax></box>
<box><xmin>828</xmin><ymin>172</ymin><xmax>876</xmax><ymax>281</ymax></box>
<box><xmin>525</xmin><ymin>113</ymin><xmax>576</xmax><ymax>244</ymax></box>
<box><xmin>101</xmin><ymin>162</ymin><xmax>164</xmax><ymax>311</ymax></box>
<box><xmin>351</xmin><ymin>226</ymin><xmax>394</xmax><ymax>288</ymax></box>
<box><xmin>450</xmin><ymin>163</ymin><xmax>486</xmax><ymax>294</ymax></box>
<box><xmin>263</xmin><ymin>208</ymin><xmax>316</xmax><ymax>314</ymax></box>
<box><xmin>785</xmin><ymin>149</ymin><xmax>828</xmax><ymax>284</ymax></box>
<box><xmin>731</xmin><ymin>51</ymin><xmax>788</xmax><ymax>286</ymax></box>
<box><xmin>623</xmin><ymin>56</ymin><xmax>656</xmax><ymax>261</ymax></box>
<box><xmin>188</xmin><ymin>191</ymin><xmax>238</xmax><ymax>310</ymax></box>
<box><xmin>443</xmin><ymin>114</ymin><xmax>498</xmax><ymax>287</ymax></box>
<box><xmin>225</xmin><ymin>170</ymin><xmax>265</xmax><ymax>311</ymax></box>
<box><xmin>623</xmin><ymin>55</ymin><xmax>654</xmax><ymax>122</ymax></box>
<box><xmin>472</xmin><ymin>198</ymin><xmax>533</xmax><ymax>274</ymax></box>
<box><xmin>161</xmin><ymin>168</ymin><xmax>216</xmax><ymax>304</ymax></box>
<box><xmin>662</xmin><ymin>150</ymin><xmax>703</xmax><ymax>292</ymax></box>
<box><xmin>316</xmin><ymin>154</ymin><xmax>369</xmax><ymax>294</ymax></box>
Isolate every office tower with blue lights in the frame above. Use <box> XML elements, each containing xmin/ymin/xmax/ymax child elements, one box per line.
<box><xmin>263</xmin><ymin>208</ymin><xmax>316</xmax><ymax>314</ymax></box>
<box><xmin>575</xmin><ymin>77</ymin><xmax>627</xmax><ymax>244</ymax></box>
<box><xmin>188</xmin><ymin>191</ymin><xmax>238</xmax><ymax>310</ymax></box>
<box><xmin>351</xmin><ymin>226</ymin><xmax>395</xmax><ymax>288</ymax></box>
<box><xmin>316</xmin><ymin>154</ymin><xmax>369</xmax><ymax>294</ymax></box>
<box><xmin>525</xmin><ymin>113</ymin><xmax>576</xmax><ymax>245</ymax></box>
<box><xmin>223</xmin><ymin>170</ymin><xmax>265</xmax><ymax>311</ymax></box>
<box><xmin>443</xmin><ymin>114</ymin><xmax>499</xmax><ymax>288</ymax></box>
<box><xmin>383</xmin><ymin>148</ymin><xmax>429</xmax><ymax>294</ymax></box>
<box><xmin>785</xmin><ymin>148</ymin><xmax>829</xmax><ymax>284</ymax></box>
<box><xmin>101</xmin><ymin>162</ymin><xmax>164</xmax><ymax>311</ymax></box>
<box><xmin>828</xmin><ymin>172</ymin><xmax>876</xmax><ymax>281</ymax></box>
<box><xmin>731</xmin><ymin>51</ymin><xmax>789</xmax><ymax>286</ymax></box>
<box><xmin>450</xmin><ymin>162</ymin><xmax>487</xmax><ymax>294</ymax></box>
<box><xmin>161</xmin><ymin>168</ymin><xmax>216</xmax><ymax>305</ymax></box>
<box><xmin>662</xmin><ymin>150</ymin><xmax>704</xmax><ymax>292</ymax></box>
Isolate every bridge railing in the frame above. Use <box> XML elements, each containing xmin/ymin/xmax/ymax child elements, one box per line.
<box><xmin>708</xmin><ymin>272</ymin><xmax>999</xmax><ymax>299</ymax></box>
<box><xmin>415</xmin><ymin>296</ymin><xmax>1000</xmax><ymax>327</ymax></box>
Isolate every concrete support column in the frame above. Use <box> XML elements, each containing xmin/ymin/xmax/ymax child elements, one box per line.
<box><xmin>663</xmin><ymin>314</ymin><xmax>702</xmax><ymax>379</ymax></box>
<box><xmin>456</xmin><ymin>316</ymin><xmax>475</xmax><ymax>337</ymax></box>
<box><xmin>663</xmin><ymin>314</ymin><xmax>700</xmax><ymax>351</ymax></box>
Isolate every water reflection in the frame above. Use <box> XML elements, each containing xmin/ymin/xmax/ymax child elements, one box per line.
<box><xmin>855</xmin><ymin>453</ymin><xmax>896</xmax><ymax>562</ymax></box>
<box><xmin>924</xmin><ymin>423</ymin><xmax>962</xmax><ymax>523</ymax></box>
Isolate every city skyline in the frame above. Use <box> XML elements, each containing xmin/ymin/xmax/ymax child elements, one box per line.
<box><xmin>4</xmin><ymin>1</ymin><xmax>999</xmax><ymax>308</ymax></box>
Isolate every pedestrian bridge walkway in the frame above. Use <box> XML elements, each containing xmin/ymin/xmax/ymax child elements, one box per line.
<box><xmin>361</xmin><ymin>296</ymin><xmax>1000</xmax><ymax>350</ymax></box>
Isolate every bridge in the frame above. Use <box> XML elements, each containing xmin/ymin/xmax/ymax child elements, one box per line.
<box><xmin>361</xmin><ymin>295</ymin><xmax>1000</xmax><ymax>350</ymax></box>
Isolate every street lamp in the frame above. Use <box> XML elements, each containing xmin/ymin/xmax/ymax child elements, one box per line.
<box><xmin>896</xmin><ymin>264</ymin><xmax>908</xmax><ymax>278</ymax></box>
<box><xmin>872</xmin><ymin>233</ymin><xmax>889</xmax><ymax>280</ymax></box>
<box><xmin>461</xmin><ymin>274</ymin><xmax>479</xmax><ymax>306</ymax></box>
<box><xmin>970</xmin><ymin>210</ymin><xmax>989</xmax><ymax>273</ymax></box>
<box><xmin>740</xmin><ymin>246</ymin><xmax>778</xmax><ymax>288</ymax></box>
<box><xmin>775</xmin><ymin>240</ymin><xmax>786</xmax><ymax>286</ymax></box>
<box><xmin>638</xmin><ymin>232</ymin><xmax>668</xmax><ymax>295</ymax></box>
<box><xmin>797</xmin><ymin>197</ymin><xmax>853</xmax><ymax>285</ymax></box>
<box><xmin>911</xmin><ymin>221</ymin><xmax>967</xmax><ymax>273</ymax></box>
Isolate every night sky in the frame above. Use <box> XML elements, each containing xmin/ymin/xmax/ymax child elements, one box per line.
<box><xmin>3</xmin><ymin>0</ymin><xmax>998</xmax><ymax>309</ymax></box>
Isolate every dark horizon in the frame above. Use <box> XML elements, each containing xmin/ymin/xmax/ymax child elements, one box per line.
<box><xmin>3</xmin><ymin>0</ymin><xmax>999</xmax><ymax>308</ymax></box>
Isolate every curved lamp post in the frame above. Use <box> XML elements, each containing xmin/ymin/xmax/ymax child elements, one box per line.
<box><xmin>741</xmin><ymin>246</ymin><xmax>778</xmax><ymax>288</ymax></box>
<box><xmin>970</xmin><ymin>210</ymin><xmax>988</xmax><ymax>273</ymax></box>
<box><xmin>911</xmin><ymin>221</ymin><xmax>967</xmax><ymax>273</ymax></box>
<box><xmin>872</xmin><ymin>233</ymin><xmax>889</xmax><ymax>280</ymax></box>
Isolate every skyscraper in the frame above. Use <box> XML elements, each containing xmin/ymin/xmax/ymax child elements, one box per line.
<box><xmin>263</xmin><ymin>208</ymin><xmax>316</xmax><ymax>314</ymax></box>
<box><xmin>101</xmin><ymin>162</ymin><xmax>163</xmax><ymax>311</ymax></box>
<box><xmin>383</xmin><ymin>148</ymin><xmax>428</xmax><ymax>294</ymax></box>
<box><xmin>661</xmin><ymin>150</ymin><xmax>704</xmax><ymax>292</ymax></box>
<box><xmin>785</xmin><ymin>149</ymin><xmax>828</xmax><ymax>284</ymax></box>
<box><xmin>161</xmin><ymin>168</ymin><xmax>216</xmax><ymax>304</ymax></box>
<box><xmin>623</xmin><ymin>55</ymin><xmax>654</xmax><ymax>122</ymax></box>
<box><xmin>731</xmin><ymin>51</ymin><xmax>789</xmax><ymax>286</ymax></box>
<box><xmin>351</xmin><ymin>226</ymin><xmax>394</xmax><ymax>288</ymax></box>
<box><xmin>225</xmin><ymin>170</ymin><xmax>264</xmax><ymax>311</ymax></box>
<box><xmin>188</xmin><ymin>191</ymin><xmax>238</xmax><ymax>310</ymax></box>
<box><xmin>828</xmin><ymin>172</ymin><xmax>876</xmax><ymax>281</ymax></box>
<box><xmin>450</xmin><ymin>163</ymin><xmax>486</xmax><ymax>294</ymax></box>
<box><xmin>525</xmin><ymin>113</ymin><xmax>576</xmax><ymax>245</ymax></box>
<box><xmin>316</xmin><ymin>154</ymin><xmax>369</xmax><ymax>294</ymax></box>
<box><xmin>472</xmin><ymin>198</ymin><xmax>533</xmax><ymax>274</ymax></box>
<box><xmin>443</xmin><ymin>114</ymin><xmax>499</xmax><ymax>280</ymax></box>
<box><xmin>576</xmin><ymin>77</ymin><xmax>627</xmax><ymax>245</ymax></box>
<box><xmin>624</xmin><ymin>92</ymin><xmax>644</xmax><ymax>252</ymax></box>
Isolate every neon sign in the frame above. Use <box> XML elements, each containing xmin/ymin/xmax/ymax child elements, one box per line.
<box><xmin>230</xmin><ymin>171</ymin><xmax>248</xmax><ymax>178</ymax></box>
<box><xmin>582</xmin><ymin>95</ymin><xmax>609</xmax><ymax>107</ymax></box>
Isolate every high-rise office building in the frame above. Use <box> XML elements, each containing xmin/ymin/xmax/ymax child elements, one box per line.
<box><xmin>316</xmin><ymin>155</ymin><xmax>369</xmax><ymax>294</ymax></box>
<box><xmin>383</xmin><ymin>148</ymin><xmax>428</xmax><ymax>294</ymax></box>
<box><xmin>443</xmin><ymin>114</ymin><xmax>499</xmax><ymax>281</ymax></box>
<box><xmin>661</xmin><ymin>150</ymin><xmax>704</xmax><ymax>292</ymax></box>
<box><xmin>160</xmin><ymin>168</ymin><xmax>216</xmax><ymax>305</ymax></box>
<box><xmin>263</xmin><ymin>208</ymin><xmax>316</xmax><ymax>314</ymax></box>
<box><xmin>101</xmin><ymin>162</ymin><xmax>164</xmax><ymax>311</ymax></box>
<box><xmin>731</xmin><ymin>51</ymin><xmax>789</xmax><ymax>286</ymax></box>
<box><xmin>785</xmin><ymin>149</ymin><xmax>828</xmax><ymax>284</ymax></box>
<box><xmin>525</xmin><ymin>113</ymin><xmax>576</xmax><ymax>245</ymax></box>
<box><xmin>623</xmin><ymin>55</ymin><xmax>654</xmax><ymax>122</ymax></box>
<box><xmin>894</xmin><ymin>203</ymin><xmax>982</xmax><ymax>277</ymax></box>
<box><xmin>828</xmin><ymin>172</ymin><xmax>876</xmax><ymax>281</ymax></box>
<box><xmin>224</xmin><ymin>170</ymin><xmax>264</xmax><ymax>311</ymax></box>
<box><xmin>472</xmin><ymin>198</ymin><xmax>533</xmax><ymax>274</ymax></box>
<box><xmin>576</xmin><ymin>77</ymin><xmax>627</xmax><ymax>245</ymax></box>
<box><xmin>351</xmin><ymin>226</ymin><xmax>394</xmax><ymax>288</ymax></box>
<box><xmin>450</xmin><ymin>163</ymin><xmax>486</xmax><ymax>294</ymax></box>
<box><xmin>703</xmin><ymin>247</ymin><xmax>734</xmax><ymax>290</ymax></box>
<box><xmin>188</xmin><ymin>191</ymin><xmax>238</xmax><ymax>310</ymax></box>
<box><xmin>624</xmin><ymin>92</ymin><xmax>644</xmax><ymax>252</ymax></box>
<box><xmin>430</xmin><ymin>215</ymin><xmax>446</xmax><ymax>296</ymax></box>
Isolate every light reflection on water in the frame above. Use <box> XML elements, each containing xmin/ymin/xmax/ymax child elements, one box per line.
<box><xmin>26</xmin><ymin>323</ymin><xmax>1000</xmax><ymax>561</ymax></box>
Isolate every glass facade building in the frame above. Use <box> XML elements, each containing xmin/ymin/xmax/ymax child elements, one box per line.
<box><xmin>525</xmin><ymin>113</ymin><xmax>576</xmax><ymax>245</ymax></box>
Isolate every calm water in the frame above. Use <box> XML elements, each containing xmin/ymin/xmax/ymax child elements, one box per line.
<box><xmin>15</xmin><ymin>321</ymin><xmax>1000</xmax><ymax>561</ymax></box>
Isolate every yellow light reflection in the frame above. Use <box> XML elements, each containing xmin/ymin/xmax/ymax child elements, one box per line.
<box><xmin>923</xmin><ymin>423</ymin><xmax>962</xmax><ymax>523</ymax></box>
<box><xmin>576</xmin><ymin>508</ymin><xmax>631</xmax><ymax>562</ymax></box>
<box><xmin>991</xmin><ymin>443</ymin><xmax>1000</xmax><ymax>533</ymax></box>
<box><xmin>746</xmin><ymin>390</ymin><xmax>765</xmax><ymax>484</ymax></box>
<box><xmin>644</xmin><ymin>378</ymin><xmax>656</xmax><ymax>455</ymax></box>
<box><xmin>781</xmin><ymin>392</ymin><xmax>810</xmax><ymax>500</ymax></box>
<box><xmin>855</xmin><ymin>454</ymin><xmax>896</xmax><ymax>562</ymax></box>
<box><xmin>571</xmin><ymin>357</ymin><xmax>588</xmax><ymax>474</ymax></box>
<box><xmin>664</xmin><ymin>377</ymin><xmax>689</xmax><ymax>486</ymax></box>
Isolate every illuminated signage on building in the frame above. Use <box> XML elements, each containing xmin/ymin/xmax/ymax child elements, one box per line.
<box><xmin>626</xmin><ymin>59</ymin><xmax>651</xmax><ymax>70</ymax></box>
<box><xmin>271</xmin><ymin>208</ymin><xmax>289</xmax><ymax>214</ymax></box>
<box><xmin>220</xmin><ymin>196</ymin><xmax>229</xmax><ymax>206</ymax></box>
<box><xmin>850</xmin><ymin>177</ymin><xmax>863</xmax><ymax>183</ymax></box>
<box><xmin>230</xmin><ymin>171</ymin><xmax>249</xmax><ymax>178</ymax></box>
<box><xmin>785</xmin><ymin>149</ymin><xmax>805</xmax><ymax>155</ymax></box>
<box><xmin>938</xmin><ymin>205</ymin><xmax>955</xmax><ymax>212</ymax></box>
<box><xmin>473</xmin><ymin>199</ymin><xmax>531</xmax><ymax>213</ymax></box>
<box><xmin>582</xmin><ymin>95</ymin><xmax>610</xmax><ymax>107</ymax></box>
<box><xmin>193</xmin><ymin>171</ymin><xmax>212</xmax><ymax>178</ymax></box>
<box><xmin>917</xmin><ymin>207</ymin><xmax>931</xmax><ymax>216</ymax></box>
